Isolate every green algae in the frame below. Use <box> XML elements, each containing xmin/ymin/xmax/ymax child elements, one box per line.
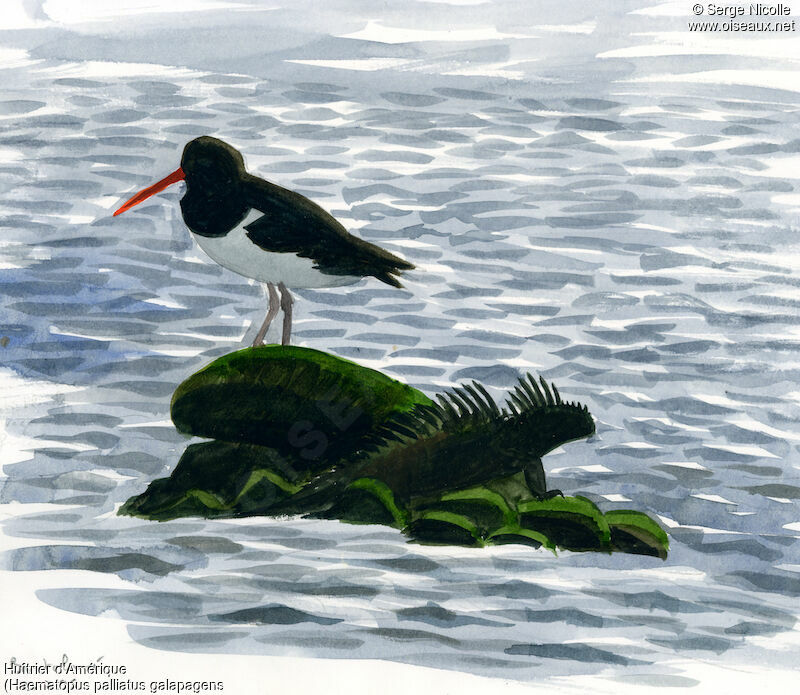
<box><xmin>120</xmin><ymin>347</ymin><xmax>668</xmax><ymax>559</ymax></box>
<box><xmin>171</xmin><ymin>345</ymin><xmax>432</xmax><ymax>470</ymax></box>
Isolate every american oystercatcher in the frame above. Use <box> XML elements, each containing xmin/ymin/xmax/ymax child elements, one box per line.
<box><xmin>113</xmin><ymin>136</ymin><xmax>414</xmax><ymax>345</ymax></box>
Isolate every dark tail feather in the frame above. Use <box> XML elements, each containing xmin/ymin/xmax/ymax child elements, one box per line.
<box><xmin>375</xmin><ymin>256</ymin><xmax>414</xmax><ymax>288</ymax></box>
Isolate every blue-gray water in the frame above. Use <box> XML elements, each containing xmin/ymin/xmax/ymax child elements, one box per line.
<box><xmin>1</xmin><ymin>0</ymin><xmax>799</xmax><ymax>688</ymax></box>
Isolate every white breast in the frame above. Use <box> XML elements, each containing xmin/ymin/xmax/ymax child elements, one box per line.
<box><xmin>190</xmin><ymin>210</ymin><xmax>359</xmax><ymax>289</ymax></box>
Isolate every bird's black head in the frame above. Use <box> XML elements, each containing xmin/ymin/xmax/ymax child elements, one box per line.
<box><xmin>179</xmin><ymin>137</ymin><xmax>250</xmax><ymax>237</ymax></box>
<box><xmin>113</xmin><ymin>136</ymin><xmax>251</xmax><ymax>237</ymax></box>
<box><xmin>180</xmin><ymin>136</ymin><xmax>246</xmax><ymax>192</ymax></box>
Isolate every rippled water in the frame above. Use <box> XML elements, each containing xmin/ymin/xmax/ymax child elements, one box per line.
<box><xmin>1</xmin><ymin>0</ymin><xmax>799</xmax><ymax>688</ymax></box>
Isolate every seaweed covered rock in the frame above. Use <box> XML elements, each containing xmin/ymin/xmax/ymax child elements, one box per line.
<box><xmin>518</xmin><ymin>495</ymin><xmax>610</xmax><ymax>552</ymax></box>
<box><xmin>171</xmin><ymin>345</ymin><xmax>432</xmax><ymax>470</ymax></box>
<box><xmin>121</xmin><ymin>348</ymin><xmax>668</xmax><ymax>559</ymax></box>
<box><xmin>318</xmin><ymin>474</ymin><xmax>668</xmax><ymax>558</ymax></box>
<box><xmin>606</xmin><ymin>510</ymin><xmax>670</xmax><ymax>559</ymax></box>
<box><xmin>119</xmin><ymin>441</ymin><xmax>301</xmax><ymax>521</ymax></box>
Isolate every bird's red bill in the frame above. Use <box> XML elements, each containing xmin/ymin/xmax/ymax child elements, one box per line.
<box><xmin>113</xmin><ymin>167</ymin><xmax>185</xmax><ymax>216</ymax></box>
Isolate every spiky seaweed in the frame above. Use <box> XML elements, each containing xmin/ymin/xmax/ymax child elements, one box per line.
<box><xmin>273</xmin><ymin>374</ymin><xmax>595</xmax><ymax>517</ymax></box>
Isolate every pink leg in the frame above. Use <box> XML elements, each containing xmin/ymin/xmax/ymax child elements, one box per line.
<box><xmin>279</xmin><ymin>282</ymin><xmax>293</xmax><ymax>346</ymax></box>
<box><xmin>252</xmin><ymin>282</ymin><xmax>280</xmax><ymax>347</ymax></box>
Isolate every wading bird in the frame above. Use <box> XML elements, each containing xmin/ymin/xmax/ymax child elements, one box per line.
<box><xmin>114</xmin><ymin>136</ymin><xmax>414</xmax><ymax>345</ymax></box>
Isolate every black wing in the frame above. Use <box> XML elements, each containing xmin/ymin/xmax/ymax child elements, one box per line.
<box><xmin>242</xmin><ymin>175</ymin><xmax>414</xmax><ymax>287</ymax></box>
